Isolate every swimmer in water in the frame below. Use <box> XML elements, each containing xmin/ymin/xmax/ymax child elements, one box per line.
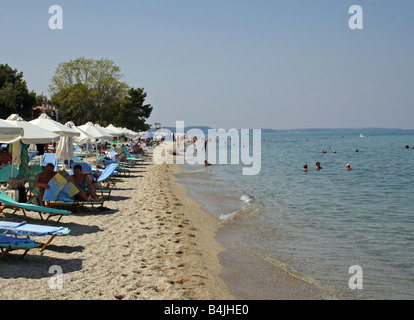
<box><xmin>314</xmin><ymin>162</ymin><xmax>322</xmax><ymax>170</ymax></box>
<box><xmin>346</xmin><ymin>163</ymin><xmax>352</xmax><ymax>171</ymax></box>
<box><xmin>303</xmin><ymin>164</ymin><xmax>308</xmax><ymax>171</ymax></box>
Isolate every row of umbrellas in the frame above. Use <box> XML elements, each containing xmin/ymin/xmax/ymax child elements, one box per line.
<box><xmin>0</xmin><ymin>113</ymin><xmax>139</xmax><ymax>165</ymax></box>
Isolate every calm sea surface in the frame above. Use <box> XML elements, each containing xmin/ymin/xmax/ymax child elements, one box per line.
<box><xmin>175</xmin><ymin>131</ymin><xmax>414</xmax><ymax>299</ymax></box>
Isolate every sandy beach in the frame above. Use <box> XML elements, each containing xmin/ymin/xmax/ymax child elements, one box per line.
<box><xmin>0</xmin><ymin>148</ymin><xmax>236</xmax><ymax>300</ymax></box>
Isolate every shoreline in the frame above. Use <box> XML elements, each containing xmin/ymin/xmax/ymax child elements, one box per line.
<box><xmin>0</xmin><ymin>149</ymin><xmax>235</xmax><ymax>300</ymax></box>
<box><xmin>1</xmin><ymin>144</ymin><xmax>337</xmax><ymax>300</ymax></box>
<box><xmin>173</xmin><ymin>157</ymin><xmax>340</xmax><ymax>300</ymax></box>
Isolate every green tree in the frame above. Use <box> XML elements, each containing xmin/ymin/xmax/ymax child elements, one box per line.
<box><xmin>49</xmin><ymin>57</ymin><xmax>129</xmax><ymax>125</ymax></box>
<box><xmin>0</xmin><ymin>64</ymin><xmax>37</xmax><ymax>119</ymax></box>
<box><xmin>115</xmin><ymin>87</ymin><xmax>153</xmax><ymax>131</ymax></box>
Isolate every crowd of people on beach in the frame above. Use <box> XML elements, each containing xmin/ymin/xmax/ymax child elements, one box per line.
<box><xmin>0</xmin><ymin>138</ymin><xmax>151</xmax><ymax>207</ymax></box>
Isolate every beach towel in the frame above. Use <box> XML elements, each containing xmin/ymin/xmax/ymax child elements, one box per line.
<box><xmin>0</xmin><ymin>221</ymin><xmax>70</xmax><ymax>237</ymax></box>
<box><xmin>0</xmin><ymin>234</ymin><xmax>36</xmax><ymax>246</ymax></box>
<box><xmin>43</xmin><ymin>172</ymin><xmax>79</xmax><ymax>202</ymax></box>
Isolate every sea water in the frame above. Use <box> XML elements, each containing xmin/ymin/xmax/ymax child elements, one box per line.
<box><xmin>175</xmin><ymin>131</ymin><xmax>414</xmax><ymax>299</ymax></box>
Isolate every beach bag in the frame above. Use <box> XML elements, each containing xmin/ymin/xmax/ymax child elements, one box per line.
<box><xmin>7</xmin><ymin>177</ymin><xmax>25</xmax><ymax>189</ymax></box>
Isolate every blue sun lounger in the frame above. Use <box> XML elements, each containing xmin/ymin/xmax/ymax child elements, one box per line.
<box><xmin>41</xmin><ymin>153</ymin><xmax>59</xmax><ymax>170</ymax></box>
<box><xmin>0</xmin><ymin>221</ymin><xmax>70</xmax><ymax>252</ymax></box>
<box><xmin>0</xmin><ymin>234</ymin><xmax>40</xmax><ymax>260</ymax></box>
<box><xmin>103</xmin><ymin>160</ymin><xmax>130</xmax><ymax>176</ymax></box>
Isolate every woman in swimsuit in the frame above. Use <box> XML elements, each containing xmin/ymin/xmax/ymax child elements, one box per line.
<box><xmin>68</xmin><ymin>164</ymin><xmax>103</xmax><ymax>201</ymax></box>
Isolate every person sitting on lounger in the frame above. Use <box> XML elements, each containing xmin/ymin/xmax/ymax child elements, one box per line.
<box><xmin>33</xmin><ymin>163</ymin><xmax>58</xmax><ymax>206</ymax></box>
<box><xmin>115</xmin><ymin>152</ymin><xmax>127</xmax><ymax>162</ymax></box>
<box><xmin>132</xmin><ymin>143</ymin><xmax>145</xmax><ymax>155</ymax></box>
<box><xmin>0</xmin><ymin>147</ymin><xmax>12</xmax><ymax>167</ymax></box>
<box><xmin>67</xmin><ymin>164</ymin><xmax>103</xmax><ymax>202</ymax></box>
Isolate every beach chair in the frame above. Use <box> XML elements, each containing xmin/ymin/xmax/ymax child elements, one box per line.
<box><xmin>0</xmin><ymin>221</ymin><xmax>70</xmax><ymax>252</ymax></box>
<box><xmin>73</xmin><ymin>145</ymin><xmax>87</xmax><ymax>157</ymax></box>
<box><xmin>0</xmin><ymin>164</ymin><xmax>19</xmax><ymax>184</ymax></box>
<box><xmin>26</xmin><ymin>165</ymin><xmax>43</xmax><ymax>199</ymax></box>
<box><xmin>0</xmin><ymin>234</ymin><xmax>40</xmax><ymax>260</ymax></box>
<box><xmin>43</xmin><ymin>173</ymin><xmax>105</xmax><ymax>211</ymax></box>
<box><xmin>104</xmin><ymin>160</ymin><xmax>130</xmax><ymax>176</ymax></box>
<box><xmin>71</xmin><ymin>162</ymin><xmax>94</xmax><ymax>174</ymax></box>
<box><xmin>0</xmin><ymin>190</ymin><xmax>72</xmax><ymax>224</ymax></box>
<box><xmin>104</xmin><ymin>152</ymin><xmax>134</xmax><ymax>168</ymax></box>
<box><xmin>121</xmin><ymin>147</ymin><xmax>145</xmax><ymax>162</ymax></box>
<box><xmin>28</xmin><ymin>151</ymin><xmax>38</xmax><ymax>163</ymax></box>
<box><xmin>41</xmin><ymin>153</ymin><xmax>59</xmax><ymax>171</ymax></box>
<box><xmin>96</xmin><ymin>163</ymin><xmax>118</xmax><ymax>188</ymax></box>
<box><xmin>69</xmin><ymin>162</ymin><xmax>113</xmax><ymax>199</ymax></box>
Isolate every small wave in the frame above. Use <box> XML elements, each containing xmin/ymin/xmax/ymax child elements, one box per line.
<box><xmin>219</xmin><ymin>211</ymin><xmax>239</xmax><ymax>221</ymax></box>
<box><xmin>219</xmin><ymin>192</ymin><xmax>265</xmax><ymax>223</ymax></box>
<box><xmin>240</xmin><ymin>193</ymin><xmax>253</xmax><ymax>204</ymax></box>
<box><xmin>249</xmin><ymin>251</ymin><xmax>344</xmax><ymax>300</ymax></box>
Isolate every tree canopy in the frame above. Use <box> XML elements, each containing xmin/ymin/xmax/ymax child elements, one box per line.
<box><xmin>49</xmin><ymin>57</ymin><xmax>153</xmax><ymax>131</ymax></box>
<box><xmin>0</xmin><ymin>64</ymin><xmax>37</xmax><ymax>120</ymax></box>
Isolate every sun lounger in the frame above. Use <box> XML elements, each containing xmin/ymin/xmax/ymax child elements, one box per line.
<box><xmin>96</xmin><ymin>163</ymin><xmax>118</xmax><ymax>188</ymax></box>
<box><xmin>103</xmin><ymin>153</ymin><xmax>134</xmax><ymax>168</ymax></box>
<box><xmin>71</xmin><ymin>162</ymin><xmax>94</xmax><ymax>174</ymax></box>
<box><xmin>0</xmin><ymin>234</ymin><xmax>40</xmax><ymax>260</ymax></box>
<box><xmin>121</xmin><ymin>147</ymin><xmax>145</xmax><ymax>162</ymax></box>
<box><xmin>0</xmin><ymin>221</ymin><xmax>70</xmax><ymax>252</ymax></box>
<box><xmin>69</xmin><ymin>162</ymin><xmax>113</xmax><ymax>199</ymax></box>
<box><xmin>28</xmin><ymin>151</ymin><xmax>38</xmax><ymax>163</ymax></box>
<box><xmin>41</xmin><ymin>153</ymin><xmax>59</xmax><ymax>170</ymax></box>
<box><xmin>0</xmin><ymin>164</ymin><xmax>19</xmax><ymax>184</ymax></box>
<box><xmin>104</xmin><ymin>160</ymin><xmax>130</xmax><ymax>176</ymax></box>
<box><xmin>45</xmin><ymin>165</ymin><xmax>106</xmax><ymax>210</ymax></box>
<box><xmin>0</xmin><ymin>190</ymin><xmax>72</xmax><ymax>224</ymax></box>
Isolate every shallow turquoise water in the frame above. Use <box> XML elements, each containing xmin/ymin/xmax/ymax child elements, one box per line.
<box><xmin>177</xmin><ymin>130</ymin><xmax>414</xmax><ymax>299</ymax></box>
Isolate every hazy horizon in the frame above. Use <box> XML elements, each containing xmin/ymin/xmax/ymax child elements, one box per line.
<box><xmin>1</xmin><ymin>1</ymin><xmax>413</xmax><ymax>130</ymax></box>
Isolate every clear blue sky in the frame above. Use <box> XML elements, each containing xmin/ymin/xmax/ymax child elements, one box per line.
<box><xmin>1</xmin><ymin>0</ymin><xmax>413</xmax><ymax>129</ymax></box>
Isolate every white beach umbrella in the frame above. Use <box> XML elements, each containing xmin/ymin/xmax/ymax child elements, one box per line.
<box><xmin>29</xmin><ymin>114</ymin><xmax>79</xmax><ymax>137</ymax></box>
<box><xmin>0</xmin><ymin>118</ymin><xmax>24</xmax><ymax>172</ymax></box>
<box><xmin>65</xmin><ymin>121</ymin><xmax>94</xmax><ymax>145</ymax></box>
<box><xmin>78</xmin><ymin>122</ymin><xmax>112</xmax><ymax>140</ymax></box>
<box><xmin>94</xmin><ymin>123</ymin><xmax>114</xmax><ymax>139</ymax></box>
<box><xmin>29</xmin><ymin>114</ymin><xmax>79</xmax><ymax>165</ymax></box>
<box><xmin>121</xmin><ymin>127</ymin><xmax>134</xmax><ymax>137</ymax></box>
<box><xmin>105</xmin><ymin>124</ymin><xmax>124</xmax><ymax>136</ymax></box>
<box><xmin>143</xmin><ymin>132</ymin><xmax>154</xmax><ymax>139</ymax></box>
<box><xmin>0</xmin><ymin>118</ymin><xmax>24</xmax><ymax>144</ymax></box>
<box><xmin>6</xmin><ymin>114</ymin><xmax>60</xmax><ymax>144</ymax></box>
<box><xmin>55</xmin><ymin>135</ymin><xmax>74</xmax><ymax>167</ymax></box>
